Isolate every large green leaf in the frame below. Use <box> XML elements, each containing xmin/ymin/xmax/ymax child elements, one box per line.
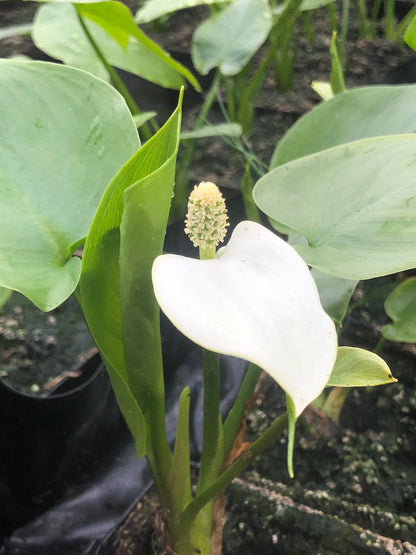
<box><xmin>192</xmin><ymin>0</ymin><xmax>272</xmax><ymax>76</ymax></box>
<box><xmin>254</xmin><ymin>135</ymin><xmax>416</xmax><ymax>280</ymax></box>
<box><xmin>271</xmin><ymin>84</ymin><xmax>416</xmax><ymax>168</ymax></box>
<box><xmin>80</xmin><ymin>91</ymin><xmax>182</xmax><ymax>456</ymax></box>
<box><xmin>382</xmin><ymin>277</ymin><xmax>416</xmax><ymax>343</ymax></box>
<box><xmin>136</xmin><ymin>0</ymin><xmax>229</xmax><ymax>23</ymax></box>
<box><xmin>0</xmin><ymin>60</ymin><xmax>139</xmax><ymax>311</ymax></box>
<box><xmin>327</xmin><ymin>347</ymin><xmax>396</xmax><ymax>387</ymax></box>
<box><xmin>33</xmin><ymin>2</ymin><xmax>199</xmax><ymax>90</ymax></box>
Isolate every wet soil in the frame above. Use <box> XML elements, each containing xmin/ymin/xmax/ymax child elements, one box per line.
<box><xmin>0</xmin><ymin>293</ymin><xmax>96</xmax><ymax>395</ymax></box>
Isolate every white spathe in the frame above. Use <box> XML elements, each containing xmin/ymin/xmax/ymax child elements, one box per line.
<box><xmin>152</xmin><ymin>221</ymin><xmax>337</xmax><ymax>416</ymax></box>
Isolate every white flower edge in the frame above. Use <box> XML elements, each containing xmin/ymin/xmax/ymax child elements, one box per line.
<box><xmin>152</xmin><ymin>221</ymin><xmax>338</xmax><ymax>417</ymax></box>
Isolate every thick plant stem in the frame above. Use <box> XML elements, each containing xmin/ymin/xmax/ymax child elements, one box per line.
<box><xmin>240</xmin><ymin>160</ymin><xmax>262</xmax><ymax>223</ymax></box>
<box><xmin>75</xmin><ymin>8</ymin><xmax>156</xmax><ymax>141</ymax></box>
<box><xmin>146</xmin><ymin>395</ymin><xmax>173</xmax><ymax>507</ymax></box>
<box><xmin>172</xmin><ymin>71</ymin><xmax>222</xmax><ymax>221</ymax></box>
<box><xmin>374</xmin><ymin>335</ymin><xmax>387</xmax><ymax>355</ymax></box>
<box><xmin>223</xmin><ymin>363</ymin><xmax>261</xmax><ymax>458</ymax></box>
<box><xmin>177</xmin><ymin>412</ymin><xmax>288</xmax><ymax>546</ymax></box>
<box><xmin>339</xmin><ymin>0</ymin><xmax>350</xmax><ymax>61</ymax></box>
<box><xmin>385</xmin><ymin>0</ymin><xmax>396</xmax><ymax>40</ymax></box>
<box><xmin>322</xmin><ymin>386</ymin><xmax>349</xmax><ymax>424</ymax></box>
<box><xmin>197</xmin><ymin>349</ymin><xmax>223</xmax><ymax>493</ymax></box>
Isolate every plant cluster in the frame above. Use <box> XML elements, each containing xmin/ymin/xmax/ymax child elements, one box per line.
<box><xmin>1</xmin><ymin>0</ymin><xmax>416</xmax><ymax>553</ymax></box>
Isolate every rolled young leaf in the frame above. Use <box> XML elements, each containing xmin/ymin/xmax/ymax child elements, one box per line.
<box><xmin>80</xmin><ymin>91</ymin><xmax>183</xmax><ymax>460</ymax></box>
<box><xmin>152</xmin><ymin>220</ymin><xmax>338</xmax><ymax>417</ymax></box>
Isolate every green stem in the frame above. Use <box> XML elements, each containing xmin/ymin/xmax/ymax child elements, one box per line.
<box><xmin>197</xmin><ymin>349</ymin><xmax>223</xmax><ymax>493</ymax></box>
<box><xmin>385</xmin><ymin>0</ymin><xmax>396</xmax><ymax>40</ymax></box>
<box><xmin>327</xmin><ymin>1</ymin><xmax>338</xmax><ymax>32</ymax></box>
<box><xmin>173</xmin><ymin>70</ymin><xmax>222</xmax><ymax>221</ymax></box>
<box><xmin>146</xmin><ymin>395</ymin><xmax>173</xmax><ymax>506</ymax></box>
<box><xmin>223</xmin><ymin>363</ymin><xmax>261</xmax><ymax>459</ymax></box>
<box><xmin>240</xmin><ymin>160</ymin><xmax>262</xmax><ymax>223</ymax></box>
<box><xmin>199</xmin><ymin>245</ymin><xmax>217</xmax><ymax>260</ymax></box>
<box><xmin>178</xmin><ymin>412</ymin><xmax>288</xmax><ymax>541</ymax></box>
<box><xmin>321</xmin><ymin>386</ymin><xmax>349</xmax><ymax>424</ymax></box>
<box><xmin>340</xmin><ymin>0</ymin><xmax>350</xmax><ymax>61</ymax></box>
<box><xmin>225</xmin><ymin>77</ymin><xmax>236</xmax><ymax>121</ymax></box>
<box><xmin>330</xmin><ymin>31</ymin><xmax>346</xmax><ymax>95</ymax></box>
<box><xmin>75</xmin><ymin>8</ymin><xmax>157</xmax><ymax>141</ymax></box>
<box><xmin>370</xmin><ymin>0</ymin><xmax>383</xmax><ymax>23</ymax></box>
<box><xmin>374</xmin><ymin>335</ymin><xmax>387</xmax><ymax>355</ymax></box>
<box><xmin>357</xmin><ymin>0</ymin><xmax>372</xmax><ymax>38</ymax></box>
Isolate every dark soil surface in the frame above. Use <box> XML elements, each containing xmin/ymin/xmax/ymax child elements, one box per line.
<box><xmin>1</xmin><ymin>1</ymin><xmax>416</xmax><ymax>554</ymax></box>
<box><xmin>0</xmin><ymin>293</ymin><xmax>96</xmax><ymax>395</ymax></box>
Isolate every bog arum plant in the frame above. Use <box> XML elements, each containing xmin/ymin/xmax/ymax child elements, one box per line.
<box><xmin>1</xmin><ymin>61</ymin><xmax>397</xmax><ymax>554</ymax></box>
<box><xmin>154</xmin><ymin>193</ymin><xmax>338</xmax><ymax>418</ymax></box>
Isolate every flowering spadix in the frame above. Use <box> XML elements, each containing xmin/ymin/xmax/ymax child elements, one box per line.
<box><xmin>152</xmin><ymin>220</ymin><xmax>337</xmax><ymax>417</ymax></box>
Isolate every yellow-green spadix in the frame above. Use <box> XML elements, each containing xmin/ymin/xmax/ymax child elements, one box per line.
<box><xmin>152</xmin><ymin>220</ymin><xmax>338</xmax><ymax>418</ymax></box>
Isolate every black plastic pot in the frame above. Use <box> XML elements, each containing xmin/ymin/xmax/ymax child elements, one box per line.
<box><xmin>0</xmin><ymin>353</ymin><xmax>126</xmax><ymax>537</ymax></box>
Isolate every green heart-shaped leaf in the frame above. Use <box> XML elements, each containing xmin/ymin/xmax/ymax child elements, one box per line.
<box><xmin>0</xmin><ymin>60</ymin><xmax>139</xmax><ymax>311</ymax></box>
<box><xmin>192</xmin><ymin>0</ymin><xmax>272</xmax><ymax>76</ymax></box>
<box><xmin>271</xmin><ymin>84</ymin><xmax>416</xmax><ymax>168</ymax></box>
<box><xmin>33</xmin><ymin>2</ymin><xmax>199</xmax><ymax>90</ymax></box>
<box><xmin>254</xmin><ymin>135</ymin><xmax>416</xmax><ymax>280</ymax></box>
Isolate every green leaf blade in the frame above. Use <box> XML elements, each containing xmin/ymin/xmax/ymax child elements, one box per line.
<box><xmin>271</xmin><ymin>84</ymin><xmax>416</xmax><ymax>168</ymax></box>
<box><xmin>33</xmin><ymin>2</ymin><xmax>199</xmax><ymax>90</ymax></box>
<box><xmin>119</xmin><ymin>97</ymin><xmax>182</xmax><ymax>411</ymax></box>
<box><xmin>80</xmin><ymin>91</ymin><xmax>183</xmax><ymax>456</ymax></box>
<box><xmin>255</xmin><ymin>135</ymin><xmax>416</xmax><ymax>280</ymax></box>
<box><xmin>0</xmin><ymin>60</ymin><xmax>139</xmax><ymax>310</ymax></box>
<box><xmin>192</xmin><ymin>0</ymin><xmax>272</xmax><ymax>76</ymax></box>
<box><xmin>328</xmin><ymin>347</ymin><xmax>396</xmax><ymax>387</ymax></box>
